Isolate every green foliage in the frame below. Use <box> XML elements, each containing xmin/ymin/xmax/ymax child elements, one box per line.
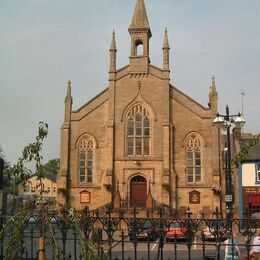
<box><xmin>0</xmin><ymin>209</ymin><xmax>31</xmax><ymax>259</ymax></box>
<box><xmin>5</xmin><ymin>122</ymin><xmax>48</xmax><ymax>186</ymax></box>
<box><xmin>0</xmin><ymin>145</ymin><xmax>12</xmax><ymax>191</ymax></box>
<box><xmin>232</xmin><ymin>133</ymin><xmax>260</xmax><ymax>167</ymax></box>
<box><xmin>0</xmin><ymin>145</ymin><xmax>4</xmax><ymax>159</ymax></box>
<box><xmin>44</xmin><ymin>158</ymin><xmax>60</xmax><ymax>175</ymax></box>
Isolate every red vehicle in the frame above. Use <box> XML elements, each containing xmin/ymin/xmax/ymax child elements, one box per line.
<box><xmin>165</xmin><ymin>221</ymin><xmax>187</xmax><ymax>241</ymax></box>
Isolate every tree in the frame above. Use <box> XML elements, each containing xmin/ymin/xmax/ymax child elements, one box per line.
<box><xmin>0</xmin><ymin>145</ymin><xmax>12</xmax><ymax>192</ymax></box>
<box><xmin>5</xmin><ymin>122</ymin><xmax>48</xmax><ymax>190</ymax></box>
<box><xmin>43</xmin><ymin>158</ymin><xmax>60</xmax><ymax>175</ymax></box>
<box><xmin>0</xmin><ymin>145</ymin><xmax>4</xmax><ymax>158</ymax></box>
<box><xmin>233</xmin><ymin>133</ymin><xmax>260</xmax><ymax>167</ymax></box>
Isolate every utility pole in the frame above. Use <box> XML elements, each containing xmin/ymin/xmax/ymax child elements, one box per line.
<box><xmin>0</xmin><ymin>158</ymin><xmax>4</xmax><ymax>258</ymax></box>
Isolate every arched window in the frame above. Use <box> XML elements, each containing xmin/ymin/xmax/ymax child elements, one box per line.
<box><xmin>127</xmin><ymin>104</ymin><xmax>150</xmax><ymax>156</ymax></box>
<box><xmin>135</xmin><ymin>40</ymin><xmax>144</xmax><ymax>56</ymax></box>
<box><xmin>186</xmin><ymin>134</ymin><xmax>201</xmax><ymax>183</ymax></box>
<box><xmin>79</xmin><ymin>138</ymin><xmax>93</xmax><ymax>183</ymax></box>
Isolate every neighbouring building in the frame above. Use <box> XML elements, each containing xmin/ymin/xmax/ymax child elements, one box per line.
<box><xmin>238</xmin><ymin>136</ymin><xmax>260</xmax><ymax>218</ymax></box>
<box><xmin>17</xmin><ymin>174</ymin><xmax>57</xmax><ymax>201</ymax></box>
<box><xmin>57</xmin><ymin>0</ymin><xmax>225</xmax><ymax>216</ymax></box>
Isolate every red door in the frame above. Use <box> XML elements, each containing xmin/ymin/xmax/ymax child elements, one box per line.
<box><xmin>130</xmin><ymin>176</ymin><xmax>147</xmax><ymax>208</ymax></box>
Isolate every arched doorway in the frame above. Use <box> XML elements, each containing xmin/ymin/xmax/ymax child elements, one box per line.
<box><xmin>130</xmin><ymin>175</ymin><xmax>147</xmax><ymax>208</ymax></box>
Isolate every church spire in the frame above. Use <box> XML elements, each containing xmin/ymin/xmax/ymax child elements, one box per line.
<box><xmin>129</xmin><ymin>0</ymin><xmax>151</xmax><ymax>35</ymax></box>
<box><xmin>128</xmin><ymin>0</ymin><xmax>151</xmax><ymax>73</ymax></box>
<box><xmin>109</xmin><ymin>30</ymin><xmax>117</xmax><ymax>73</ymax></box>
<box><xmin>163</xmin><ymin>28</ymin><xmax>170</xmax><ymax>71</ymax></box>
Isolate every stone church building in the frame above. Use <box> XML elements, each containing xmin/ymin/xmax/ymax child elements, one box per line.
<box><xmin>57</xmin><ymin>0</ymin><xmax>223</xmax><ymax>216</ymax></box>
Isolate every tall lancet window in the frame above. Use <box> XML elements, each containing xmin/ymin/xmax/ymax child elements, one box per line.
<box><xmin>186</xmin><ymin>134</ymin><xmax>202</xmax><ymax>183</ymax></box>
<box><xmin>79</xmin><ymin>139</ymin><xmax>94</xmax><ymax>183</ymax></box>
<box><xmin>127</xmin><ymin>104</ymin><xmax>150</xmax><ymax>156</ymax></box>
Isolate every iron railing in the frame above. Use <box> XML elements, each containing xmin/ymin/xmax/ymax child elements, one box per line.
<box><xmin>0</xmin><ymin>206</ymin><xmax>260</xmax><ymax>260</ymax></box>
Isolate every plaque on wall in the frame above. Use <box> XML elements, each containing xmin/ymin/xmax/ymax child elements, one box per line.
<box><xmin>189</xmin><ymin>190</ymin><xmax>200</xmax><ymax>204</ymax></box>
<box><xmin>80</xmin><ymin>190</ymin><xmax>91</xmax><ymax>203</ymax></box>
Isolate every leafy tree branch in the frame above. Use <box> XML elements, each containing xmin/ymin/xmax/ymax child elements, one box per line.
<box><xmin>233</xmin><ymin>133</ymin><xmax>260</xmax><ymax>167</ymax></box>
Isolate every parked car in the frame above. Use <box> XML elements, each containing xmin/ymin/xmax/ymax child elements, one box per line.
<box><xmin>165</xmin><ymin>221</ymin><xmax>187</xmax><ymax>241</ymax></box>
<box><xmin>201</xmin><ymin>222</ymin><xmax>227</xmax><ymax>241</ymax></box>
<box><xmin>129</xmin><ymin>220</ymin><xmax>160</xmax><ymax>241</ymax></box>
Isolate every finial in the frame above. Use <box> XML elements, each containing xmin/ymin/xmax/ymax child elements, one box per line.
<box><xmin>211</xmin><ymin>75</ymin><xmax>216</xmax><ymax>89</ymax></box>
<box><xmin>163</xmin><ymin>27</ymin><xmax>170</xmax><ymax>49</ymax></box>
<box><xmin>66</xmin><ymin>80</ymin><xmax>72</xmax><ymax>99</ymax></box>
<box><xmin>110</xmin><ymin>30</ymin><xmax>117</xmax><ymax>51</ymax></box>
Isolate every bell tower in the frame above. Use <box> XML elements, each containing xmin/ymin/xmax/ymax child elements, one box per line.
<box><xmin>128</xmin><ymin>0</ymin><xmax>151</xmax><ymax>74</ymax></box>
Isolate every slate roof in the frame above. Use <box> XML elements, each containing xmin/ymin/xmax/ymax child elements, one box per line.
<box><xmin>246</xmin><ymin>141</ymin><xmax>260</xmax><ymax>161</ymax></box>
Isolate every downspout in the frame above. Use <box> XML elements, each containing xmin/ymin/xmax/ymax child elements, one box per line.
<box><xmin>238</xmin><ymin>164</ymin><xmax>243</xmax><ymax>219</ymax></box>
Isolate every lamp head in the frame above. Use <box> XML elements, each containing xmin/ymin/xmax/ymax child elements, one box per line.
<box><xmin>213</xmin><ymin>114</ymin><xmax>225</xmax><ymax>128</ymax></box>
<box><xmin>234</xmin><ymin>114</ymin><xmax>246</xmax><ymax>128</ymax></box>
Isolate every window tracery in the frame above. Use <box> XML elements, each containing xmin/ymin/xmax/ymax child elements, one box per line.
<box><xmin>79</xmin><ymin>138</ymin><xmax>93</xmax><ymax>183</ymax></box>
<box><xmin>186</xmin><ymin>134</ymin><xmax>201</xmax><ymax>183</ymax></box>
<box><xmin>127</xmin><ymin>104</ymin><xmax>150</xmax><ymax>156</ymax></box>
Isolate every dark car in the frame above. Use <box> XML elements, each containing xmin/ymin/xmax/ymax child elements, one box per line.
<box><xmin>129</xmin><ymin>220</ymin><xmax>159</xmax><ymax>241</ymax></box>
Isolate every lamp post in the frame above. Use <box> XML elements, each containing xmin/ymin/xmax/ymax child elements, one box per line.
<box><xmin>213</xmin><ymin>105</ymin><xmax>245</xmax><ymax>230</ymax></box>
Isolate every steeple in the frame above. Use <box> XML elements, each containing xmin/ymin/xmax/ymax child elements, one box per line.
<box><xmin>162</xmin><ymin>28</ymin><xmax>170</xmax><ymax>71</ymax></box>
<box><xmin>128</xmin><ymin>0</ymin><xmax>151</xmax><ymax>74</ymax></box>
<box><xmin>109</xmin><ymin>30</ymin><xmax>117</xmax><ymax>74</ymax></box>
<box><xmin>64</xmin><ymin>80</ymin><xmax>73</xmax><ymax>122</ymax></box>
<box><xmin>129</xmin><ymin>0</ymin><xmax>151</xmax><ymax>35</ymax></box>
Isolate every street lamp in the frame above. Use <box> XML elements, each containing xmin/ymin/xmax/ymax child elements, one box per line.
<box><xmin>213</xmin><ymin>105</ymin><xmax>245</xmax><ymax>230</ymax></box>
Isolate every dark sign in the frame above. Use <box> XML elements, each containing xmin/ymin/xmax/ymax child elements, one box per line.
<box><xmin>189</xmin><ymin>190</ymin><xmax>200</xmax><ymax>204</ymax></box>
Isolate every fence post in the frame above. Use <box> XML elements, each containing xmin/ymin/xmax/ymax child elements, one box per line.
<box><xmin>39</xmin><ymin>206</ymin><xmax>46</xmax><ymax>260</ymax></box>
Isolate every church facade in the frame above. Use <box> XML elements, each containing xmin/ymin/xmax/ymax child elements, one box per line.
<box><xmin>57</xmin><ymin>0</ymin><xmax>223</xmax><ymax>216</ymax></box>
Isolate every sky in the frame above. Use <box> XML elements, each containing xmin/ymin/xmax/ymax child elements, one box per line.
<box><xmin>0</xmin><ymin>0</ymin><xmax>259</xmax><ymax>165</ymax></box>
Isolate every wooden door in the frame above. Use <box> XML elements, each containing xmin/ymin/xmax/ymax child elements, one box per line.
<box><xmin>130</xmin><ymin>176</ymin><xmax>147</xmax><ymax>208</ymax></box>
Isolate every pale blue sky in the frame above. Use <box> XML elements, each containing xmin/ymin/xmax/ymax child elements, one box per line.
<box><xmin>0</xmin><ymin>0</ymin><xmax>259</xmax><ymax>165</ymax></box>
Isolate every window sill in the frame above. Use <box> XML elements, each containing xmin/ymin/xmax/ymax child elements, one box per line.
<box><xmin>115</xmin><ymin>156</ymin><xmax>163</xmax><ymax>161</ymax></box>
<box><xmin>70</xmin><ymin>184</ymin><xmax>102</xmax><ymax>188</ymax></box>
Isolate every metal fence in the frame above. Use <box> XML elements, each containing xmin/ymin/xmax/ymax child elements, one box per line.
<box><xmin>0</xmin><ymin>206</ymin><xmax>260</xmax><ymax>260</ymax></box>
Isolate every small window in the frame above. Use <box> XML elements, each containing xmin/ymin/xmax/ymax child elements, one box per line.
<box><xmin>256</xmin><ymin>164</ymin><xmax>260</xmax><ymax>183</ymax></box>
<box><xmin>23</xmin><ymin>185</ymin><xmax>30</xmax><ymax>193</ymax></box>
